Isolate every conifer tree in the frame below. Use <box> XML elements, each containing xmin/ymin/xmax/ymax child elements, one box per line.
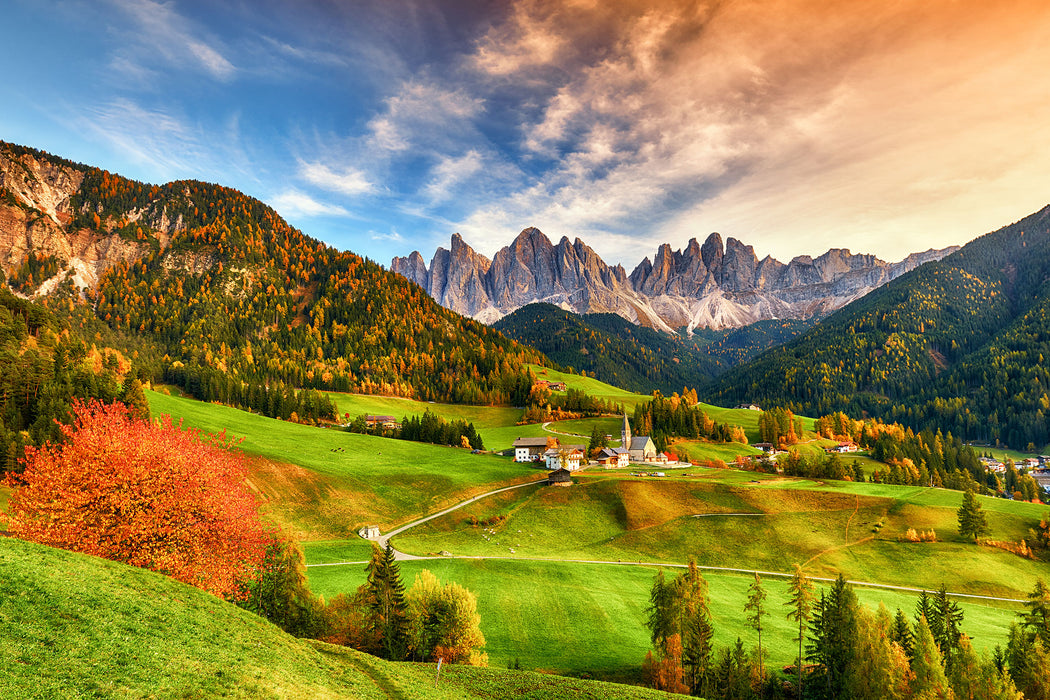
<box><xmin>1022</xmin><ymin>578</ymin><xmax>1050</xmax><ymax>648</ymax></box>
<box><xmin>957</xmin><ymin>488</ymin><xmax>989</xmax><ymax>543</ymax></box>
<box><xmin>910</xmin><ymin>615</ymin><xmax>953</xmax><ymax>700</ymax></box>
<box><xmin>891</xmin><ymin>608</ymin><xmax>915</xmax><ymax>659</ymax></box>
<box><xmin>365</xmin><ymin>543</ymin><xmax>410</xmax><ymax>660</ymax></box>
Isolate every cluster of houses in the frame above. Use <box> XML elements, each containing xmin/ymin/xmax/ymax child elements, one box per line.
<box><xmin>825</xmin><ymin>442</ymin><xmax>860</xmax><ymax>454</ymax></box>
<box><xmin>512</xmin><ymin>414</ymin><xmax>675</xmax><ymax>472</ymax></box>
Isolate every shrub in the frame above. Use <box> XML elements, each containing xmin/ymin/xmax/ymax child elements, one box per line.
<box><xmin>4</xmin><ymin>400</ymin><xmax>270</xmax><ymax>598</ymax></box>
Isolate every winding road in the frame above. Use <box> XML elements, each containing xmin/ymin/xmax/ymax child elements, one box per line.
<box><xmin>304</xmin><ymin>474</ymin><xmax>1028</xmax><ymax>604</ymax></box>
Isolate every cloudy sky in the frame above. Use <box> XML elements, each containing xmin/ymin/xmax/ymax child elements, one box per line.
<box><xmin>4</xmin><ymin>0</ymin><xmax>1050</xmax><ymax>268</ymax></box>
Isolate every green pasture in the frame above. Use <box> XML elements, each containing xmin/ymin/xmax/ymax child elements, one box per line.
<box><xmin>390</xmin><ymin>473</ymin><xmax>1050</xmax><ymax>599</ymax></box>
<box><xmin>527</xmin><ymin>364</ymin><xmax>647</xmax><ymax>411</ymax></box>
<box><xmin>665</xmin><ymin>439</ymin><xmax>760</xmax><ymax>463</ymax></box>
<box><xmin>147</xmin><ymin>390</ymin><xmax>534</xmax><ymax>537</ymax></box>
<box><xmin>0</xmin><ymin>537</ymin><xmax>682</xmax><ymax>700</ymax></box>
<box><xmin>307</xmin><ymin>556</ymin><xmax>1024</xmax><ymax>681</ymax></box>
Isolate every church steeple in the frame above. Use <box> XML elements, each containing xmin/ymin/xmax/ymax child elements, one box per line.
<box><xmin>621</xmin><ymin>412</ymin><xmax>631</xmax><ymax>447</ymax></box>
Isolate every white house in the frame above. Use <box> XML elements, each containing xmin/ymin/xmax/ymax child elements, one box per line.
<box><xmin>514</xmin><ymin>437</ymin><xmax>554</xmax><ymax>463</ymax></box>
<box><xmin>545</xmin><ymin>447</ymin><xmax>584</xmax><ymax>471</ymax></box>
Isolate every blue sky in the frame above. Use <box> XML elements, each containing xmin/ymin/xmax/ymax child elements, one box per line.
<box><xmin>4</xmin><ymin>0</ymin><xmax>1050</xmax><ymax>269</ymax></box>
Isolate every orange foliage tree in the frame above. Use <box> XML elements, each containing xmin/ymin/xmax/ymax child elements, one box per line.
<box><xmin>4</xmin><ymin>400</ymin><xmax>270</xmax><ymax>599</ymax></box>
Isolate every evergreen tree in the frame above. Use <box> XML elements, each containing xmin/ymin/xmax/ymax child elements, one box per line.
<box><xmin>891</xmin><ymin>608</ymin><xmax>914</xmax><ymax>659</ymax></box>
<box><xmin>365</xmin><ymin>543</ymin><xmax>410</xmax><ymax>660</ymax></box>
<box><xmin>1022</xmin><ymin>578</ymin><xmax>1050</xmax><ymax>648</ymax></box>
<box><xmin>808</xmin><ymin>574</ymin><xmax>859</xmax><ymax>699</ymax></box>
<box><xmin>934</xmin><ymin>584</ymin><xmax>965</xmax><ymax>672</ymax></box>
<box><xmin>957</xmin><ymin>488</ymin><xmax>989</xmax><ymax>543</ymax></box>
<box><xmin>785</xmin><ymin>563</ymin><xmax>815</xmax><ymax>698</ymax></box>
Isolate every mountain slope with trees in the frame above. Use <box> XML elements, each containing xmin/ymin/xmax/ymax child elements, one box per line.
<box><xmin>494</xmin><ymin>303</ymin><xmax>811</xmax><ymax>394</ymax></box>
<box><xmin>708</xmin><ymin>204</ymin><xmax>1050</xmax><ymax>449</ymax></box>
<box><xmin>0</xmin><ymin>141</ymin><xmax>546</xmax><ymax>415</ymax></box>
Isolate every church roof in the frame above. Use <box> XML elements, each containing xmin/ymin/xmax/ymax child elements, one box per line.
<box><xmin>630</xmin><ymin>436</ymin><xmax>654</xmax><ymax>450</ymax></box>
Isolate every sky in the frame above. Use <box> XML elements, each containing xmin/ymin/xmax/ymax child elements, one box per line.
<box><xmin>4</xmin><ymin>0</ymin><xmax>1050</xmax><ymax>269</ymax></box>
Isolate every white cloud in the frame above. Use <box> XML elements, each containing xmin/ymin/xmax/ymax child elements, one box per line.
<box><xmin>370</xmin><ymin>229</ymin><xmax>404</xmax><ymax>242</ymax></box>
<box><xmin>270</xmin><ymin>190</ymin><xmax>351</xmax><ymax>219</ymax></box>
<box><xmin>108</xmin><ymin>0</ymin><xmax>236</xmax><ymax>81</ymax></box>
<box><xmin>422</xmin><ymin>150</ymin><xmax>484</xmax><ymax>202</ymax></box>
<box><xmin>299</xmin><ymin>162</ymin><xmax>375</xmax><ymax>196</ymax></box>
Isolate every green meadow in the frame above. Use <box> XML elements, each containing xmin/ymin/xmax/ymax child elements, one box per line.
<box><xmin>388</xmin><ymin>471</ymin><xmax>1050</xmax><ymax>599</ymax></box>
<box><xmin>148</xmin><ymin>390</ymin><xmax>535</xmax><ymax>537</ymax></box>
<box><xmin>142</xmin><ymin>385</ymin><xmax>1047</xmax><ymax>687</ymax></box>
<box><xmin>307</xmin><ymin>557</ymin><xmax>1024</xmax><ymax>681</ymax></box>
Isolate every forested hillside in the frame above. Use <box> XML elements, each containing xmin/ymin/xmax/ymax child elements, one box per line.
<box><xmin>709</xmin><ymin>205</ymin><xmax>1050</xmax><ymax>449</ymax></box>
<box><xmin>494</xmin><ymin>303</ymin><xmax>811</xmax><ymax>394</ymax></box>
<box><xmin>1</xmin><ymin>141</ymin><xmax>546</xmax><ymax>413</ymax></box>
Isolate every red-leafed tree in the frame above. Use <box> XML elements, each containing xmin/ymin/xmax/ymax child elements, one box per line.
<box><xmin>4</xmin><ymin>400</ymin><xmax>270</xmax><ymax>599</ymax></box>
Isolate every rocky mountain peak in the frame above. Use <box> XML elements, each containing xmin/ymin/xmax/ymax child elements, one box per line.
<box><xmin>391</xmin><ymin>226</ymin><xmax>958</xmax><ymax>331</ymax></box>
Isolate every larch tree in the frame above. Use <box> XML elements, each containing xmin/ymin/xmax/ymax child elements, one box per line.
<box><xmin>744</xmin><ymin>572</ymin><xmax>769</xmax><ymax>673</ymax></box>
<box><xmin>5</xmin><ymin>400</ymin><xmax>270</xmax><ymax>599</ymax></box>
<box><xmin>785</xmin><ymin>563</ymin><xmax>815</xmax><ymax>698</ymax></box>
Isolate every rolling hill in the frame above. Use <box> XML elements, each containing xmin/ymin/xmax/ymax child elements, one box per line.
<box><xmin>0</xmin><ymin>140</ymin><xmax>546</xmax><ymax>413</ymax></box>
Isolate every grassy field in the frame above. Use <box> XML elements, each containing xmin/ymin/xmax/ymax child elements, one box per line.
<box><xmin>0</xmin><ymin>537</ymin><xmax>687</xmax><ymax>700</ymax></box>
<box><xmin>388</xmin><ymin>471</ymin><xmax>1050</xmax><ymax>599</ymax></box>
<box><xmin>147</xmin><ymin>391</ymin><xmax>536</xmax><ymax>537</ymax></box>
<box><xmin>307</xmin><ymin>556</ymin><xmax>1025</xmax><ymax>680</ymax></box>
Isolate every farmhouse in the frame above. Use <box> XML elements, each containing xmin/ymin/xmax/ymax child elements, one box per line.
<box><xmin>545</xmin><ymin>446</ymin><xmax>585</xmax><ymax>471</ymax></box>
<box><xmin>365</xmin><ymin>414</ymin><xmax>401</xmax><ymax>430</ymax></box>
<box><xmin>514</xmin><ymin>437</ymin><xmax>555</xmax><ymax>463</ymax></box>
<box><xmin>736</xmin><ymin>403</ymin><xmax>762</xmax><ymax>411</ymax></box>
<box><xmin>597</xmin><ymin>447</ymin><xmax>630</xmax><ymax>468</ymax></box>
<box><xmin>826</xmin><ymin>442</ymin><xmax>859</xmax><ymax>454</ymax></box>
<box><xmin>358</xmin><ymin>525</ymin><xmax>380</xmax><ymax>539</ymax></box>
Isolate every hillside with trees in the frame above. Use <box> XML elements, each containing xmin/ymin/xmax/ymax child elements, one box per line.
<box><xmin>0</xmin><ymin>141</ymin><xmax>547</xmax><ymax>417</ymax></box>
<box><xmin>494</xmin><ymin>303</ymin><xmax>811</xmax><ymax>394</ymax></box>
<box><xmin>708</xmin><ymin>204</ymin><xmax>1050</xmax><ymax>449</ymax></box>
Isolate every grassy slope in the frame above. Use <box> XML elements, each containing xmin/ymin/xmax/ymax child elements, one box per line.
<box><xmin>386</xmin><ymin>470</ymin><xmax>1049</xmax><ymax>598</ymax></box>
<box><xmin>148</xmin><ymin>390</ymin><xmax>536</xmax><ymax>537</ymax></box>
<box><xmin>0</xmin><ymin>537</ymin><xmax>684</xmax><ymax>700</ymax></box>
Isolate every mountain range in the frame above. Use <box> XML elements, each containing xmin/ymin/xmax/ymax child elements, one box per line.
<box><xmin>392</xmin><ymin>228</ymin><xmax>957</xmax><ymax>331</ymax></box>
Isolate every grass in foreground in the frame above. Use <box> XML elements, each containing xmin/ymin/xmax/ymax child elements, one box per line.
<box><xmin>0</xmin><ymin>537</ymin><xmax>686</xmax><ymax>699</ymax></box>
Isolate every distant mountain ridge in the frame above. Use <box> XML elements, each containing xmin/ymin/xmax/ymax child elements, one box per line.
<box><xmin>392</xmin><ymin>228</ymin><xmax>957</xmax><ymax>331</ymax></box>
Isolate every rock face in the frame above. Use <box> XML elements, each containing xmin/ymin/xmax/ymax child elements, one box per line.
<box><xmin>392</xmin><ymin>229</ymin><xmax>958</xmax><ymax>331</ymax></box>
<box><xmin>0</xmin><ymin>146</ymin><xmax>186</xmax><ymax>293</ymax></box>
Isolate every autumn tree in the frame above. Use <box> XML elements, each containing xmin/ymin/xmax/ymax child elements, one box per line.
<box><xmin>406</xmin><ymin>569</ymin><xmax>487</xmax><ymax>666</ymax></box>
<box><xmin>5</xmin><ymin>400</ymin><xmax>269</xmax><ymax>599</ymax></box>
